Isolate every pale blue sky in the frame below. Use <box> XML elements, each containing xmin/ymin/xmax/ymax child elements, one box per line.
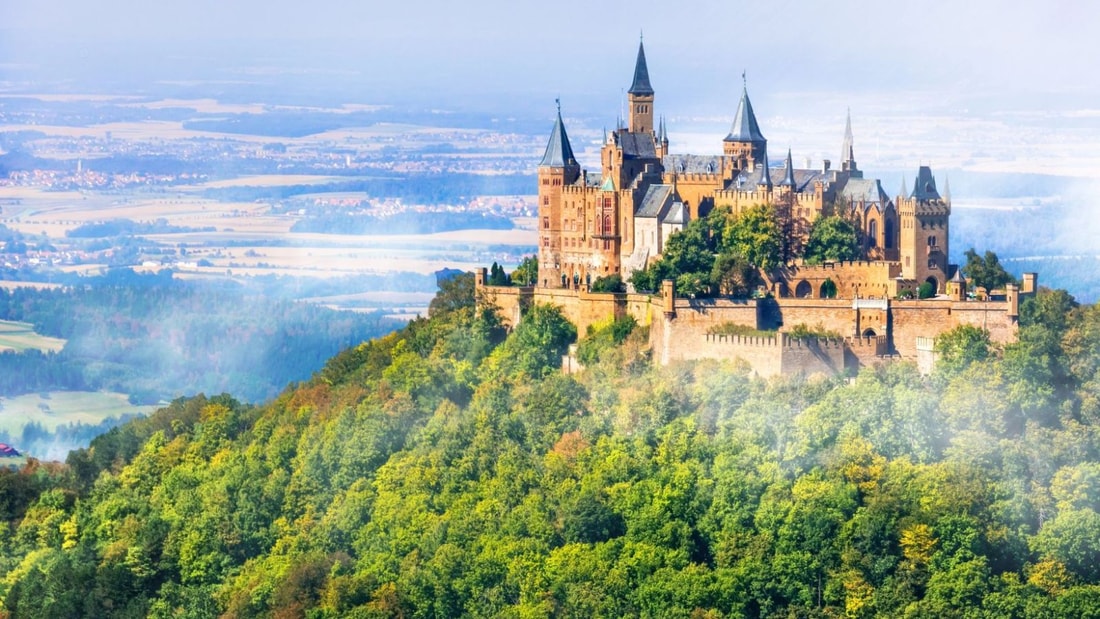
<box><xmin>2</xmin><ymin>0</ymin><xmax>1097</xmax><ymax>108</ymax></box>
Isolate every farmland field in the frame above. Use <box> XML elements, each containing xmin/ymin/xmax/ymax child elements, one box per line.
<box><xmin>0</xmin><ymin>320</ymin><xmax>66</xmax><ymax>353</ymax></box>
<box><xmin>0</xmin><ymin>391</ymin><xmax>156</xmax><ymax>435</ymax></box>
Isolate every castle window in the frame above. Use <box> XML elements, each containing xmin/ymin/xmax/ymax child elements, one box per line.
<box><xmin>868</xmin><ymin>220</ymin><xmax>878</xmax><ymax>247</ymax></box>
<box><xmin>542</xmin><ymin>217</ymin><xmax>549</xmax><ymax>229</ymax></box>
<box><xmin>885</xmin><ymin>218</ymin><xmax>895</xmax><ymax>248</ymax></box>
<box><xmin>542</xmin><ymin>237</ymin><xmax>549</xmax><ymax>247</ymax></box>
<box><xmin>543</xmin><ymin>196</ymin><xmax>549</xmax><ymax>206</ymax></box>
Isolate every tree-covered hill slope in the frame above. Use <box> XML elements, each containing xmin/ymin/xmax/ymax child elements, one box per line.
<box><xmin>2</xmin><ymin>276</ymin><xmax>1100</xmax><ymax>617</ymax></box>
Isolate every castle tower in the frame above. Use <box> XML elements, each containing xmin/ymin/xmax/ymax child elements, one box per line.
<box><xmin>898</xmin><ymin>165</ymin><xmax>951</xmax><ymax>293</ymax></box>
<box><xmin>723</xmin><ymin>80</ymin><xmax>767</xmax><ymax>171</ymax></box>
<box><xmin>840</xmin><ymin>109</ymin><xmax>861</xmax><ymax>178</ymax></box>
<box><xmin>537</xmin><ymin>102</ymin><xmax>581</xmax><ymax>288</ymax></box>
<box><xmin>656</xmin><ymin>116</ymin><xmax>669</xmax><ymax>158</ymax></box>
<box><xmin>627</xmin><ymin>39</ymin><xmax>655</xmax><ymax>134</ymax></box>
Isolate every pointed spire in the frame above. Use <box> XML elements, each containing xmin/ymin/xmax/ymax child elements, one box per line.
<box><xmin>943</xmin><ymin>174</ymin><xmax>951</xmax><ymax>203</ymax></box>
<box><xmin>780</xmin><ymin>148</ymin><xmax>796</xmax><ymax>187</ymax></box>
<box><xmin>658</xmin><ymin>116</ymin><xmax>668</xmax><ymax>144</ymax></box>
<box><xmin>724</xmin><ymin>83</ymin><xmax>766</xmax><ymax>144</ymax></box>
<box><xmin>841</xmin><ymin>108</ymin><xmax>854</xmax><ymax>164</ymax></box>
<box><xmin>757</xmin><ymin>151</ymin><xmax>772</xmax><ymax>189</ymax></box>
<box><xmin>539</xmin><ymin>100</ymin><xmax>576</xmax><ymax>167</ymax></box>
<box><xmin>628</xmin><ymin>37</ymin><xmax>654</xmax><ymax>96</ymax></box>
<box><xmin>899</xmin><ymin>174</ymin><xmax>907</xmax><ymax>199</ymax></box>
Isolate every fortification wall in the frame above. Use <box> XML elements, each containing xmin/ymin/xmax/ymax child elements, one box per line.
<box><xmin>779</xmin><ymin>261</ymin><xmax>903</xmax><ymax>299</ymax></box>
<box><xmin>480</xmin><ymin>283</ymin><xmax>656</xmax><ymax>335</ymax></box>
<box><xmin>890</xmin><ymin>299</ymin><xmax>1017</xmax><ymax>358</ymax></box>
<box><xmin>843</xmin><ymin>335</ymin><xmax>891</xmax><ymax>368</ymax></box>
<box><xmin>766</xmin><ymin>298</ymin><xmax>857</xmax><ymax>336</ymax></box>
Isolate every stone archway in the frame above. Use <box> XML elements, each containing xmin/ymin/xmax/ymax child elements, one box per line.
<box><xmin>862</xmin><ymin>328</ymin><xmax>877</xmax><ymax>337</ymax></box>
<box><xmin>925</xmin><ymin>276</ymin><xmax>939</xmax><ymax>295</ymax></box>
<box><xmin>795</xmin><ymin>280</ymin><xmax>813</xmax><ymax>298</ymax></box>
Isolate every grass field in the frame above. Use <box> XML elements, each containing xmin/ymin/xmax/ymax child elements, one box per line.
<box><xmin>0</xmin><ymin>391</ymin><xmax>156</xmax><ymax>435</ymax></box>
<box><xmin>0</xmin><ymin>320</ymin><xmax>66</xmax><ymax>353</ymax></box>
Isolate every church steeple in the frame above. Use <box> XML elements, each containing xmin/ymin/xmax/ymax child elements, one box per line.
<box><xmin>626</xmin><ymin>37</ymin><xmax>655</xmax><ymax>134</ymax></box>
<box><xmin>841</xmin><ymin>108</ymin><xmax>860</xmax><ymax>177</ymax></box>
<box><xmin>539</xmin><ymin>100</ymin><xmax>577</xmax><ymax>168</ymax></box>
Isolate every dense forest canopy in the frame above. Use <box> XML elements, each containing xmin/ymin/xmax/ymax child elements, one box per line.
<box><xmin>0</xmin><ymin>275</ymin><xmax>1099</xmax><ymax>617</ymax></box>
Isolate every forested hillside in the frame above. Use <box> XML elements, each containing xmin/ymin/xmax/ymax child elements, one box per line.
<box><xmin>1</xmin><ymin>276</ymin><xmax>1100</xmax><ymax>617</ymax></box>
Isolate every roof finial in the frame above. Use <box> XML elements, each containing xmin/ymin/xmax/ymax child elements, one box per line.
<box><xmin>742</xmin><ymin>70</ymin><xmax>747</xmax><ymax>90</ymax></box>
<box><xmin>555</xmin><ymin>97</ymin><xmax>561</xmax><ymax>114</ymax></box>
<box><xmin>640</xmin><ymin>29</ymin><xmax>643</xmax><ymax>42</ymax></box>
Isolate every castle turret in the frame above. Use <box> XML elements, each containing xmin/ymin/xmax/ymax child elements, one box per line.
<box><xmin>723</xmin><ymin>79</ymin><xmax>767</xmax><ymax>170</ymax></box>
<box><xmin>898</xmin><ymin>165</ymin><xmax>951</xmax><ymax>293</ymax></box>
<box><xmin>537</xmin><ymin>102</ymin><xmax>581</xmax><ymax>288</ymax></box>
<box><xmin>627</xmin><ymin>38</ymin><xmax>655</xmax><ymax>134</ymax></box>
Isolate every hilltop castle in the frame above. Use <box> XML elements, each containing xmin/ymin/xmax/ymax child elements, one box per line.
<box><xmin>480</xmin><ymin>40</ymin><xmax>1035</xmax><ymax>377</ymax></box>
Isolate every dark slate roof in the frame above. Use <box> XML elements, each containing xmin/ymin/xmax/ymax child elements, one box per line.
<box><xmin>724</xmin><ymin>87</ymin><xmax>766</xmax><ymax>143</ymax></box>
<box><xmin>664</xmin><ymin>154</ymin><xmax>721</xmax><ymax>174</ymax></box>
<box><xmin>539</xmin><ymin>107</ymin><xmax>576</xmax><ymax>167</ymax></box>
<box><xmin>779</xmin><ymin>149</ymin><xmax>796</xmax><ymax>187</ymax></box>
<box><xmin>733</xmin><ymin>165</ymin><xmax>826</xmax><ymax>193</ymax></box>
<box><xmin>628</xmin><ymin>40</ymin><xmax>654</xmax><ymax>96</ymax></box>
<box><xmin>911</xmin><ymin>165</ymin><xmax>941</xmax><ymax>201</ymax></box>
<box><xmin>636</xmin><ymin>184</ymin><xmax>674</xmax><ymax>218</ymax></box>
<box><xmin>839</xmin><ymin>178</ymin><xmax>891</xmax><ymax>208</ymax></box>
<box><xmin>617</xmin><ymin>131</ymin><xmax>657</xmax><ymax>159</ymax></box>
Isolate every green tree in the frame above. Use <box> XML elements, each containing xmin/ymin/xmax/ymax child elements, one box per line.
<box><xmin>486</xmin><ymin>303</ymin><xmax>577</xmax><ymax>379</ymax></box>
<box><xmin>488</xmin><ymin>262</ymin><xmax>510</xmax><ymax>286</ymax></box>
<box><xmin>710</xmin><ymin>252</ymin><xmax>760</xmax><ymax>297</ymax></box>
<box><xmin>511</xmin><ymin>255</ymin><xmax>538</xmax><ymax>286</ymax></box>
<box><xmin>590</xmin><ymin>274</ymin><xmax>625</xmax><ymax>293</ymax></box>
<box><xmin>934</xmin><ymin>324</ymin><xmax>992</xmax><ymax>378</ymax></box>
<box><xmin>429</xmin><ymin>272</ymin><xmax>475</xmax><ymax>317</ymax></box>
<box><xmin>723</xmin><ymin>204</ymin><xmax>783</xmax><ymax>271</ymax></box>
<box><xmin>962</xmin><ymin>248</ymin><xmax>1015</xmax><ymax>291</ymax></box>
<box><xmin>802</xmin><ymin>215</ymin><xmax>860</xmax><ymax>264</ymax></box>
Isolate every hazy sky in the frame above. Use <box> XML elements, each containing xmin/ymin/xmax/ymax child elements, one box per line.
<box><xmin>3</xmin><ymin>0</ymin><xmax>1098</xmax><ymax>111</ymax></box>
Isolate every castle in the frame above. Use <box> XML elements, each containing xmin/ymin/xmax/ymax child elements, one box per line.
<box><xmin>479</xmin><ymin>39</ymin><xmax>1034</xmax><ymax>377</ymax></box>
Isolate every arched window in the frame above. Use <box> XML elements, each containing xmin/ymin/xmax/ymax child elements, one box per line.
<box><xmin>868</xmin><ymin>220</ymin><xmax>878</xmax><ymax>247</ymax></box>
<box><xmin>795</xmin><ymin>280</ymin><xmax>813</xmax><ymax>298</ymax></box>
<box><xmin>884</xmin><ymin>218</ymin><xmax>895</xmax><ymax>248</ymax></box>
<box><xmin>603</xmin><ymin>215</ymin><xmax>611</xmax><ymax>235</ymax></box>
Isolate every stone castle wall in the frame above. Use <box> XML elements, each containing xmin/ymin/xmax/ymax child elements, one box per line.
<box><xmin>477</xmin><ymin>273</ymin><xmax>1022</xmax><ymax>377</ymax></box>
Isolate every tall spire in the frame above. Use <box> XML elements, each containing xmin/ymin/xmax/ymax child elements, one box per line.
<box><xmin>539</xmin><ymin>100</ymin><xmax>576</xmax><ymax>167</ymax></box>
<box><xmin>779</xmin><ymin>148</ymin><xmax>796</xmax><ymax>187</ymax></box>
<box><xmin>841</xmin><ymin>108</ymin><xmax>854</xmax><ymax>165</ymax></box>
<box><xmin>628</xmin><ymin>37</ymin><xmax>654</xmax><ymax>96</ymax></box>
<box><xmin>757</xmin><ymin>151</ymin><xmax>772</xmax><ymax>189</ymax></box>
<box><xmin>724</xmin><ymin>84</ymin><xmax>766</xmax><ymax>144</ymax></box>
<box><xmin>943</xmin><ymin>174</ymin><xmax>951</xmax><ymax>203</ymax></box>
<box><xmin>899</xmin><ymin>174</ymin><xmax>907</xmax><ymax>199</ymax></box>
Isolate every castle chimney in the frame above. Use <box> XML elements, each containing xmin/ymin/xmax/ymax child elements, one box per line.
<box><xmin>822</xmin><ymin>159</ymin><xmax>831</xmax><ymax>173</ymax></box>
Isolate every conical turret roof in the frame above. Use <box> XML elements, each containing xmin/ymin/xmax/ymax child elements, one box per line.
<box><xmin>539</xmin><ymin>102</ymin><xmax>576</xmax><ymax>168</ymax></box>
<box><xmin>628</xmin><ymin>39</ymin><xmax>654</xmax><ymax>96</ymax></box>
<box><xmin>757</xmin><ymin>151</ymin><xmax>772</xmax><ymax>189</ymax></box>
<box><xmin>780</xmin><ymin>148</ymin><xmax>796</xmax><ymax>187</ymax></box>
<box><xmin>725</xmin><ymin>85</ymin><xmax>766</xmax><ymax>144</ymax></box>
